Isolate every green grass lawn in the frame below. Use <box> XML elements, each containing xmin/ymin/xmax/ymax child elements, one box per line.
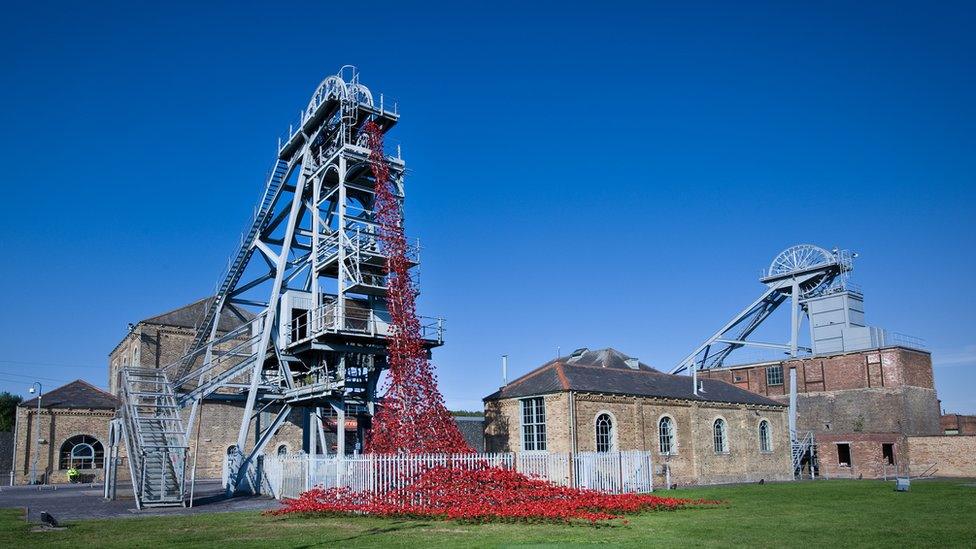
<box><xmin>3</xmin><ymin>479</ymin><xmax>975</xmax><ymax>548</ymax></box>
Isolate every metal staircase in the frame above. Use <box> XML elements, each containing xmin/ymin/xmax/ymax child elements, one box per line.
<box><xmin>173</xmin><ymin>317</ymin><xmax>264</xmax><ymax>405</ymax></box>
<box><xmin>791</xmin><ymin>431</ymin><xmax>818</xmax><ymax>479</ymax></box>
<box><xmin>176</xmin><ymin>159</ymin><xmax>291</xmax><ymax>379</ymax></box>
<box><xmin>119</xmin><ymin>368</ymin><xmax>189</xmax><ymax>508</ymax></box>
<box><xmin>104</xmin><ymin>69</ymin><xmax>435</xmax><ymax>501</ymax></box>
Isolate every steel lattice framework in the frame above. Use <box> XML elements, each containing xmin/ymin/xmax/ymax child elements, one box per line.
<box><xmin>110</xmin><ymin>67</ymin><xmax>445</xmax><ymax>507</ymax></box>
<box><xmin>670</xmin><ymin>244</ymin><xmax>854</xmax><ymax>376</ymax></box>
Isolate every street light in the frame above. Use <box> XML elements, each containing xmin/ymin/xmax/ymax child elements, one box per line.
<box><xmin>28</xmin><ymin>383</ymin><xmax>42</xmax><ymax>485</ymax></box>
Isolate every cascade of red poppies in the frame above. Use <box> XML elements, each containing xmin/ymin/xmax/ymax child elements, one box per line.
<box><xmin>362</xmin><ymin>121</ymin><xmax>470</xmax><ymax>454</ymax></box>
<box><xmin>270</xmin><ymin>123</ymin><xmax>721</xmax><ymax>525</ymax></box>
<box><xmin>269</xmin><ymin>465</ymin><xmax>716</xmax><ymax>524</ymax></box>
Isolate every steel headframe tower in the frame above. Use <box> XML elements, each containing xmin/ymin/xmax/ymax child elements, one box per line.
<box><xmin>670</xmin><ymin>244</ymin><xmax>854</xmax><ymax>377</ymax></box>
<box><xmin>113</xmin><ymin>67</ymin><xmax>443</xmax><ymax>507</ymax></box>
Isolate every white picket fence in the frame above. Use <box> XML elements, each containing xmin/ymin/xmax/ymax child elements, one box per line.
<box><xmin>259</xmin><ymin>450</ymin><xmax>653</xmax><ymax>500</ymax></box>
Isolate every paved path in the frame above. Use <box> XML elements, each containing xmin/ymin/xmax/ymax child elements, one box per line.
<box><xmin>0</xmin><ymin>480</ymin><xmax>280</xmax><ymax>523</ymax></box>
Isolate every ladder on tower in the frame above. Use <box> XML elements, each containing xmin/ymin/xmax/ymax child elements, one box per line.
<box><xmin>118</xmin><ymin>368</ymin><xmax>189</xmax><ymax>508</ymax></box>
<box><xmin>176</xmin><ymin>158</ymin><xmax>290</xmax><ymax>379</ymax></box>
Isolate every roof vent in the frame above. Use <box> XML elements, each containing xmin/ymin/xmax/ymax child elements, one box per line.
<box><xmin>570</xmin><ymin>347</ymin><xmax>588</xmax><ymax>359</ymax></box>
<box><xmin>625</xmin><ymin>358</ymin><xmax>640</xmax><ymax>370</ymax></box>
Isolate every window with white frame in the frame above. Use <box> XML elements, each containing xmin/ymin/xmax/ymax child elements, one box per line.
<box><xmin>59</xmin><ymin>435</ymin><xmax>104</xmax><ymax>469</ymax></box>
<box><xmin>595</xmin><ymin>413</ymin><xmax>614</xmax><ymax>452</ymax></box>
<box><xmin>713</xmin><ymin>418</ymin><xmax>729</xmax><ymax>453</ymax></box>
<box><xmin>759</xmin><ymin>420</ymin><xmax>772</xmax><ymax>452</ymax></box>
<box><xmin>521</xmin><ymin>397</ymin><xmax>546</xmax><ymax>451</ymax></box>
<box><xmin>659</xmin><ymin>416</ymin><xmax>675</xmax><ymax>455</ymax></box>
<box><xmin>766</xmin><ymin>365</ymin><xmax>784</xmax><ymax>386</ymax></box>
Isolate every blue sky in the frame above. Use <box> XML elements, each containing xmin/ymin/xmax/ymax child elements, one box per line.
<box><xmin>1</xmin><ymin>1</ymin><xmax>973</xmax><ymax>413</ymax></box>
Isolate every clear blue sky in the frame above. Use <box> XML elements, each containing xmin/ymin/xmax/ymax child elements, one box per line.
<box><xmin>1</xmin><ymin>1</ymin><xmax>973</xmax><ymax>413</ymax></box>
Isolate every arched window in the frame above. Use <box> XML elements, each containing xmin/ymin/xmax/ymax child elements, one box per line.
<box><xmin>713</xmin><ymin>418</ymin><xmax>728</xmax><ymax>453</ymax></box>
<box><xmin>277</xmin><ymin>444</ymin><xmax>288</xmax><ymax>456</ymax></box>
<box><xmin>595</xmin><ymin>413</ymin><xmax>614</xmax><ymax>453</ymax></box>
<box><xmin>59</xmin><ymin>435</ymin><xmax>104</xmax><ymax>469</ymax></box>
<box><xmin>659</xmin><ymin>416</ymin><xmax>675</xmax><ymax>455</ymax></box>
<box><xmin>759</xmin><ymin>420</ymin><xmax>772</xmax><ymax>452</ymax></box>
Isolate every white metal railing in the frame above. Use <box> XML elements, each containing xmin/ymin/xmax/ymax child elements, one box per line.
<box><xmin>885</xmin><ymin>332</ymin><xmax>927</xmax><ymax>351</ymax></box>
<box><xmin>517</xmin><ymin>452</ymin><xmax>571</xmax><ymax>486</ymax></box>
<box><xmin>573</xmin><ymin>451</ymin><xmax>654</xmax><ymax>493</ymax></box>
<box><xmin>262</xmin><ymin>451</ymin><xmax>653</xmax><ymax>500</ymax></box>
<box><xmin>286</xmin><ymin>302</ymin><xmax>444</xmax><ymax>345</ymax></box>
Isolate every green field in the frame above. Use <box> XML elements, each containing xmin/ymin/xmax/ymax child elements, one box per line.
<box><xmin>3</xmin><ymin>480</ymin><xmax>975</xmax><ymax>548</ymax></box>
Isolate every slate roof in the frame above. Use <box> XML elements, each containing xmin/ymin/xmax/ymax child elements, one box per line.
<box><xmin>484</xmin><ymin>347</ymin><xmax>784</xmax><ymax>407</ymax></box>
<box><xmin>20</xmin><ymin>380</ymin><xmax>120</xmax><ymax>410</ymax></box>
<box><xmin>453</xmin><ymin>416</ymin><xmax>486</xmax><ymax>452</ymax></box>
<box><xmin>140</xmin><ymin>297</ymin><xmax>254</xmax><ymax>332</ymax></box>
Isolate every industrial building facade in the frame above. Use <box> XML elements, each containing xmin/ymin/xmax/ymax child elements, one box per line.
<box><xmin>12</xmin><ymin>380</ymin><xmax>119</xmax><ymax>484</ymax></box>
<box><xmin>700</xmin><ymin>346</ymin><xmax>945</xmax><ymax>478</ymax></box>
<box><xmin>11</xmin><ymin>297</ymin><xmax>481</xmax><ymax>485</ymax></box>
<box><xmin>484</xmin><ymin>349</ymin><xmax>793</xmax><ymax>486</ymax></box>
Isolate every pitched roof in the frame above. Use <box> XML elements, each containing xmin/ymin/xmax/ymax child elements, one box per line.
<box><xmin>140</xmin><ymin>297</ymin><xmax>253</xmax><ymax>332</ymax></box>
<box><xmin>20</xmin><ymin>380</ymin><xmax>119</xmax><ymax>410</ymax></box>
<box><xmin>484</xmin><ymin>347</ymin><xmax>784</xmax><ymax>407</ymax></box>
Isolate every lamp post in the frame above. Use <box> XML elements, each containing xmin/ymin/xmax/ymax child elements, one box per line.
<box><xmin>28</xmin><ymin>382</ymin><xmax>42</xmax><ymax>485</ymax></box>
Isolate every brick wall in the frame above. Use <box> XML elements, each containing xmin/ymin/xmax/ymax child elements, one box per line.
<box><xmin>182</xmin><ymin>399</ymin><xmax>306</xmax><ymax>479</ymax></box>
<box><xmin>907</xmin><ymin>435</ymin><xmax>976</xmax><ymax>477</ymax></box>
<box><xmin>12</xmin><ymin>406</ymin><xmax>117</xmax><ymax>484</ymax></box>
<box><xmin>815</xmin><ymin>432</ymin><xmax>905</xmax><ymax>479</ymax></box>
<box><xmin>485</xmin><ymin>393</ymin><xmax>568</xmax><ymax>453</ymax></box>
<box><xmin>941</xmin><ymin>414</ymin><xmax>976</xmax><ymax>435</ymax></box>
<box><xmin>485</xmin><ymin>392</ymin><xmax>792</xmax><ymax>486</ymax></box>
<box><xmin>700</xmin><ymin>346</ymin><xmax>943</xmax><ymax>480</ymax></box>
<box><xmin>10</xmin><ymin>398</ymin><xmax>319</xmax><ymax>484</ymax></box>
<box><xmin>701</xmin><ymin>347</ymin><xmax>936</xmax><ymax>397</ymax></box>
<box><xmin>109</xmin><ymin>322</ymin><xmax>253</xmax><ymax>397</ymax></box>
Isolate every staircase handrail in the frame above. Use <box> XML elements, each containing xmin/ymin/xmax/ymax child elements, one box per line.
<box><xmin>175</xmin><ymin>158</ymin><xmax>291</xmax><ymax>379</ymax></box>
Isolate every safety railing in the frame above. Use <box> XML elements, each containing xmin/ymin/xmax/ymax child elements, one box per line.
<box><xmin>885</xmin><ymin>332</ymin><xmax>927</xmax><ymax>351</ymax></box>
<box><xmin>286</xmin><ymin>302</ymin><xmax>444</xmax><ymax>345</ymax></box>
<box><xmin>316</xmin><ymin>229</ymin><xmax>420</xmax><ymax>267</ymax></box>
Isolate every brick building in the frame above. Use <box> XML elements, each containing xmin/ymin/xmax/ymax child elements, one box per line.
<box><xmin>11</xmin><ymin>380</ymin><xmax>119</xmax><ymax>484</ymax></box>
<box><xmin>107</xmin><ymin>298</ymin><xmax>361</xmax><ymax>480</ymax></box>
<box><xmin>700</xmin><ymin>346</ymin><xmax>942</xmax><ymax>478</ymax></box>
<box><xmin>940</xmin><ymin>413</ymin><xmax>976</xmax><ymax>436</ymax></box>
<box><xmin>484</xmin><ymin>348</ymin><xmax>792</xmax><ymax>486</ymax></box>
<box><xmin>11</xmin><ymin>297</ymin><xmax>483</xmax><ymax>485</ymax></box>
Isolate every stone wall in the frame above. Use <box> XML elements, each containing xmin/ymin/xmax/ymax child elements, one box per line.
<box><xmin>907</xmin><ymin>435</ymin><xmax>976</xmax><ymax>478</ymax></box>
<box><xmin>792</xmin><ymin>386</ymin><xmax>941</xmax><ymax>435</ymax></box>
<box><xmin>485</xmin><ymin>392</ymin><xmax>792</xmax><ymax>486</ymax></box>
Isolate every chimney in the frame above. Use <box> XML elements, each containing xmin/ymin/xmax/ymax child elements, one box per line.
<box><xmin>501</xmin><ymin>355</ymin><xmax>508</xmax><ymax>387</ymax></box>
<box><xmin>625</xmin><ymin>358</ymin><xmax>640</xmax><ymax>370</ymax></box>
